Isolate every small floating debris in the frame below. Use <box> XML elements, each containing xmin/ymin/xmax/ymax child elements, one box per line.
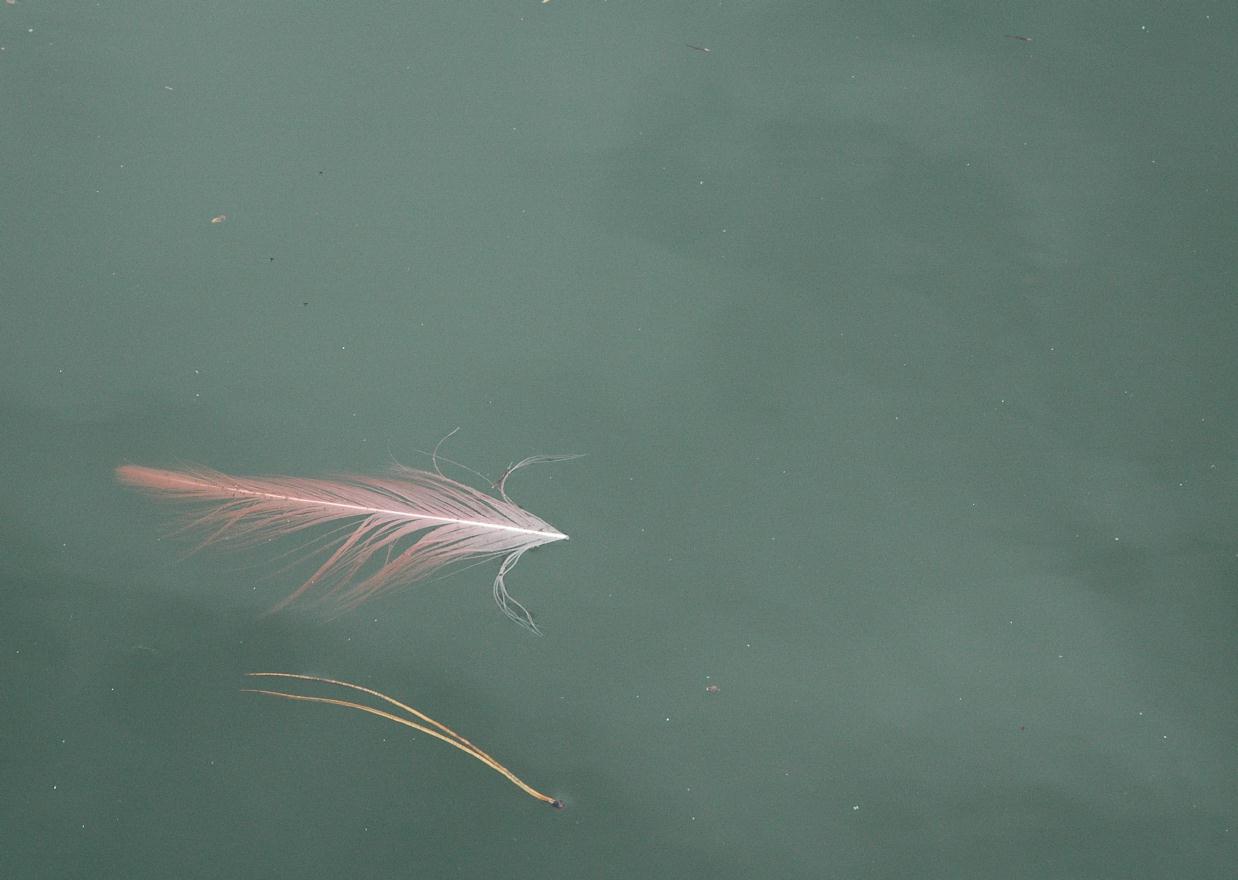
<box><xmin>245</xmin><ymin>672</ymin><xmax>564</xmax><ymax>809</ymax></box>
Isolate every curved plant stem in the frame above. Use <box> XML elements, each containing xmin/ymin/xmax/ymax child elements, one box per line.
<box><xmin>244</xmin><ymin>672</ymin><xmax>563</xmax><ymax>809</ymax></box>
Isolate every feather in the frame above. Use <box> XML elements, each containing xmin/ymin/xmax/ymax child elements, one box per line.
<box><xmin>116</xmin><ymin>457</ymin><xmax>577</xmax><ymax>634</ymax></box>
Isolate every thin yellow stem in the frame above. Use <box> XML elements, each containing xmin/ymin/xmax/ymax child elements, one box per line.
<box><xmin>244</xmin><ymin>674</ymin><xmax>562</xmax><ymax>808</ymax></box>
<box><xmin>248</xmin><ymin>672</ymin><xmax>487</xmax><ymax>757</ymax></box>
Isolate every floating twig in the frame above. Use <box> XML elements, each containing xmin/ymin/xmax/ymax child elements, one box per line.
<box><xmin>244</xmin><ymin>672</ymin><xmax>564</xmax><ymax>809</ymax></box>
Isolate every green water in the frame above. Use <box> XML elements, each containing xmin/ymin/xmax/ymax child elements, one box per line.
<box><xmin>2</xmin><ymin>2</ymin><xmax>1234</xmax><ymax>878</ymax></box>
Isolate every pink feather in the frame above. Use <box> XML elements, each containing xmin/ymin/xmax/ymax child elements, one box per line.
<box><xmin>116</xmin><ymin>458</ymin><xmax>576</xmax><ymax>634</ymax></box>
